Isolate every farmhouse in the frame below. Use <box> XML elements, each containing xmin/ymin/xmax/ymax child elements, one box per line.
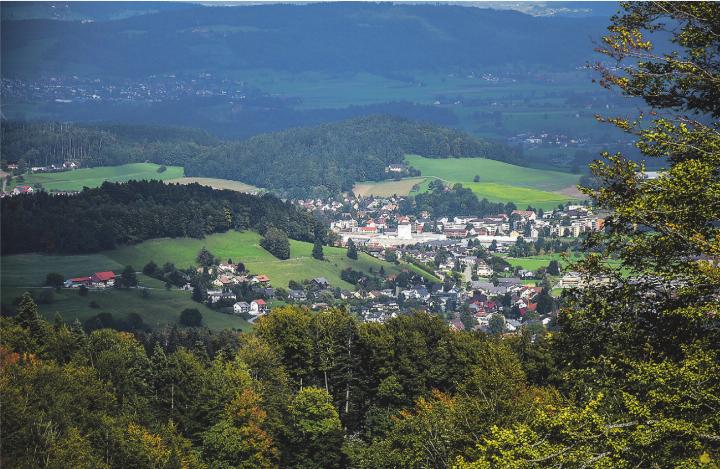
<box><xmin>91</xmin><ymin>271</ymin><xmax>116</xmax><ymax>286</ymax></box>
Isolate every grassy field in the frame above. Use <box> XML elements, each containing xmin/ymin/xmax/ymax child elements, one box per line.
<box><xmin>12</xmin><ymin>163</ymin><xmax>184</xmax><ymax>191</ymax></box>
<box><xmin>2</xmin><ymin>231</ymin><xmax>434</xmax><ymax>328</ymax></box>
<box><xmin>353</xmin><ymin>177</ymin><xmax>426</xmax><ymax>197</ymax></box>
<box><xmin>503</xmin><ymin>253</ymin><xmax>623</xmax><ymax>272</ymax></box>
<box><xmin>462</xmin><ymin>182</ymin><xmax>576</xmax><ymax>208</ymax></box>
<box><xmin>102</xmin><ymin>231</ymin><xmax>435</xmax><ymax>289</ymax></box>
<box><xmin>0</xmin><ymin>252</ymin><xmax>250</xmax><ymax>330</ymax></box>
<box><xmin>405</xmin><ymin>155</ymin><xmax>580</xmax><ymax>191</ymax></box>
<box><xmin>503</xmin><ymin>253</ymin><xmax>585</xmax><ymax>271</ymax></box>
<box><xmin>168</xmin><ymin>177</ymin><xmax>260</xmax><ymax>193</ymax></box>
<box><xmin>404</xmin><ymin>154</ymin><xmax>582</xmax><ymax>209</ymax></box>
<box><xmin>1</xmin><ymin>282</ymin><xmax>250</xmax><ymax>331</ymax></box>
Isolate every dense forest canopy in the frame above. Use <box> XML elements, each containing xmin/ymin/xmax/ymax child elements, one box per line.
<box><xmin>1</xmin><ymin>115</ymin><xmax>523</xmax><ymax>197</ymax></box>
<box><xmin>0</xmin><ymin>180</ymin><xmax>319</xmax><ymax>255</ymax></box>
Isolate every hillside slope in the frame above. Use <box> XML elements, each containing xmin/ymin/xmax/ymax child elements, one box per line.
<box><xmin>184</xmin><ymin>115</ymin><xmax>523</xmax><ymax>197</ymax></box>
<box><xmin>2</xmin><ymin>3</ymin><xmax>606</xmax><ymax>79</ymax></box>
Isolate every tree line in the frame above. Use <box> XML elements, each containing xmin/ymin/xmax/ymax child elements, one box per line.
<box><xmin>0</xmin><ymin>180</ymin><xmax>319</xmax><ymax>255</ymax></box>
<box><xmin>2</xmin><ymin>115</ymin><xmax>525</xmax><ymax>198</ymax></box>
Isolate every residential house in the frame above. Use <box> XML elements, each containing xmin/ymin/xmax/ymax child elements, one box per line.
<box><xmin>312</xmin><ymin>277</ymin><xmax>331</xmax><ymax>289</ymax></box>
<box><xmin>250</xmin><ymin>299</ymin><xmax>268</xmax><ymax>315</ymax></box>
<box><xmin>288</xmin><ymin>289</ymin><xmax>307</xmax><ymax>301</ymax></box>
<box><xmin>233</xmin><ymin>301</ymin><xmax>251</xmax><ymax>315</ymax></box>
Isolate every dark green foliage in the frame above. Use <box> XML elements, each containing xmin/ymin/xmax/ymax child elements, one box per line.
<box><xmin>488</xmin><ymin>314</ymin><xmax>505</xmax><ymax>334</ymax></box>
<box><xmin>0</xmin><ymin>121</ymin><xmax>218</xmax><ymax>169</ymax></box>
<box><xmin>1</xmin><ymin>180</ymin><xmax>318</xmax><ymax>255</ymax></box>
<box><xmin>45</xmin><ymin>272</ymin><xmax>64</xmax><ymax>289</ymax></box>
<box><xmin>115</xmin><ymin>265</ymin><xmax>137</xmax><ymax>289</ymax></box>
<box><xmin>547</xmin><ymin>259</ymin><xmax>560</xmax><ymax>276</ymax></box>
<box><xmin>413</xmin><ymin>183</ymin><xmax>507</xmax><ymax>218</ymax></box>
<box><xmin>191</xmin><ymin>284</ymin><xmax>206</xmax><ymax>303</ymax></box>
<box><xmin>312</xmin><ymin>238</ymin><xmax>324</xmax><ymax>260</ymax></box>
<box><xmin>179</xmin><ymin>308</ymin><xmax>203</xmax><ymax>328</ymax></box>
<box><xmin>535</xmin><ymin>288</ymin><xmax>555</xmax><ymax>315</ymax></box>
<box><xmin>261</xmin><ymin>227</ymin><xmax>290</xmax><ymax>260</ymax></box>
<box><xmin>196</xmin><ymin>247</ymin><xmax>215</xmax><ymax>268</ymax></box>
<box><xmin>142</xmin><ymin>260</ymin><xmax>158</xmax><ymax>276</ymax></box>
<box><xmin>346</xmin><ymin>239</ymin><xmax>358</xmax><ymax>260</ymax></box>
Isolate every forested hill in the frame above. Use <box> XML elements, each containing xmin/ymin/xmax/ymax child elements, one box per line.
<box><xmin>2</xmin><ymin>3</ymin><xmax>605</xmax><ymax>79</ymax></box>
<box><xmin>183</xmin><ymin>115</ymin><xmax>522</xmax><ymax>197</ymax></box>
<box><xmin>0</xmin><ymin>120</ymin><xmax>220</xmax><ymax>168</ymax></box>
<box><xmin>0</xmin><ymin>180</ymin><xmax>319</xmax><ymax>255</ymax></box>
<box><xmin>2</xmin><ymin>116</ymin><xmax>523</xmax><ymax>197</ymax></box>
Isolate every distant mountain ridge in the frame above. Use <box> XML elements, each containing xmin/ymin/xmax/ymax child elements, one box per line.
<box><xmin>2</xmin><ymin>3</ymin><xmax>607</xmax><ymax>79</ymax></box>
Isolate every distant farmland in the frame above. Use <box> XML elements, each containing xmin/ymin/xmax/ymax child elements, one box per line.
<box><xmin>168</xmin><ymin>177</ymin><xmax>260</xmax><ymax>193</ymax></box>
<box><xmin>405</xmin><ymin>155</ymin><xmax>582</xmax><ymax>209</ymax></box>
<box><xmin>11</xmin><ymin>163</ymin><xmax>183</xmax><ymax>192</ymax></box>
<box><xmin>353</xmin><ymin>177</ymin><xmax>426</xmax><ymax>197</ymax></box>
<box><xmin>405</xmin><ymin>155</ymin><xmax>580</xmax><ymax>191</ymax></box>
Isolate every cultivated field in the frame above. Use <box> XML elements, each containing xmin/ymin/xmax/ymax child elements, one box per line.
<box><xmin>168</xmin><ymin>177</ymin><xmax>260</xmax><ymax>193</ymax></box>
<box><xmin>12</xmin><ymin>163</ymin><xmax>184</xmax><ymax>191</ymax></box>
<box><xmin>353</xmin><ymin>177</ymin><xmax>426</xmax><ymax>197</ymax></box>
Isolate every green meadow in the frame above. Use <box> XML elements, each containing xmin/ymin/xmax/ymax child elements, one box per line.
<box><xmin>503</xmin><ymin>253</ymin><xmax>624</xmax><ymax>272</ymax></box>
<box><xmin>405</xmin><ymin>155</ymin><xmax>580</xmax><ymax>191</ymax></box>
<box><xmin>404</xmin><ymin>155</ymin><xmax>582</xmax><ymax>209</ymax></box>
<box><xmin>1</xmin><ymin>231</ymin><xmax>435</xmax><ymax>328</ymax></box>
<box><xmin>13</xmin><ymin>163</ymin><xmax>184</xmax><ymax>191</ymax></box>
<box><xmin>0</xmin><ymin>252</ymin><xmax>249</xmax><ymax>330</ymax></box>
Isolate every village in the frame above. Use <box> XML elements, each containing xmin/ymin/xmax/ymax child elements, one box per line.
<box><xmin>188</xmin><ymin>190</ymin><xmax>608</xmax><ymax>333</ymax></box>
<box><xmin>37</xmin><ymin>184</ymin><xmax>605</xmax><ymax>334</ymax></box>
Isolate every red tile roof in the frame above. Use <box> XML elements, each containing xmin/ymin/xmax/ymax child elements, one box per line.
<box><xmin>69</xmin><ymin>276</ymin><xmax>92</xmax><ymax>283</ymax></box>
<box><xmin>92</xmin><ymin>271</ymin><xmax>116</xmax><ymax>281</ymax></box>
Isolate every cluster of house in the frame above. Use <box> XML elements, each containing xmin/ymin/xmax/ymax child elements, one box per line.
<box><xmin>201</xmin><ymin>262</ymin><xmax>274</xmax><ymax>317</ymax></box>
<box><xmin>64</xmin><ymin>271</ymin><xmax>116</xmax><ymax>288</ymax></box>
<box><xmin>326</xmin><ymin>196</ymin><xmax>604</xmax><ymax>254</ymax></box>
<box><xmin>353</xmin><ymin>276</ymin><xmax>553</xmax><ymax>333</ymax></box>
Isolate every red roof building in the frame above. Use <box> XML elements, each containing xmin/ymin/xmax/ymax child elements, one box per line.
<box><xmin>68</xmin><ymin>276</ymin><xmax>92</xmax><ymax>285</ymax></box>
<box><xmin>91</xmin><ymin>271</ymin><xmax>116</xmax><ymax>283</ymax></box>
